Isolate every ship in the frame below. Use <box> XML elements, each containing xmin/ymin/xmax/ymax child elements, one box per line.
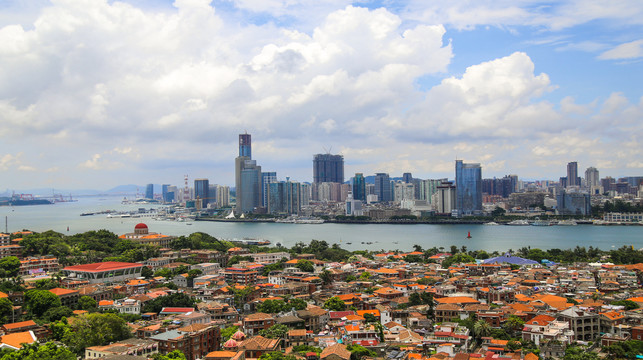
<box><xmin>507</xmin><ymin>219</ymin><xmax>529</xmax><ymax>226</ymax></box>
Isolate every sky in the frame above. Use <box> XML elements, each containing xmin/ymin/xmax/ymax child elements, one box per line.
<box><xmin>0</xmin><ymin>0</ymin><xmax>642</xmax><ymax>191</ymax></box>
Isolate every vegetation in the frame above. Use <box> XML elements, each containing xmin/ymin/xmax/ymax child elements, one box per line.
<box><xmin>323</xmin><ymin>296</ymin><xmax>345</xmax><ymax>311</ymax></box>
<box><xmin>0</xmin><ymin>342</ymin><xmax>76</xmax><ymax>360</ymax></box>
<box><xmin>290</xmin><ymin>239</ymin><xmax>351</xmax><ymax>262</ymax></box>
<box><xmin>141</xmin><ymin>292</ymin><xmax>196</xmax><ymax>313</ymax></box>
<box><xmin>257</xmin><ymin>298</ymin><xmax>308</xmax><ymax>313</ymax></box>
<box><xmin>259</xmin><ymin>324</ymin><xmax>289</xmax><ymax>339</ymax></box>
<box><xmin>52</xmin><ymin>313</ymin><xmax>131</xmax><ymax>355</ymax></box>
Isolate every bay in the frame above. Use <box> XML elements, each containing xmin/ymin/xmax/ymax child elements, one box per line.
<box><xmin>1</xmin><ymin>196</ymin><xmax>641</xmax><ymax>252</ymax></box>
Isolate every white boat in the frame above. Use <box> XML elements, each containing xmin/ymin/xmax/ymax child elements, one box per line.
<box><xmin>483</xmin><ymin>222</ymin><xmax>500</xmax><ymax>226</ymax></box>
<box><xmin>557</xmin><ymin>220</ymin><xmax>578</xmax><ymax>226</ymax></box>
<box><xmin>507</xmin><ymin>219</ymin><xmax>529</xmax><ymax>226</ymax></box>
<box><xmin>531</xmin><ymin>219</ymin><xmax>554</xmax><ymax>226</ymax></box>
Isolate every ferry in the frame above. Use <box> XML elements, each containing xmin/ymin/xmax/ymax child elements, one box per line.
<box><xmin>506</xmin><ymin>219</ymin><xmax>529</xmax><ymax>226</ymax></box>
<box><xmin>557</xmin><ymin>219</ymin><xmax>578</xmax><ymax>226</ymax></box>
<box><xmin>229</xmin><ymin>238</ymin><xmax>271</xmax><ymax>246</ymax></box>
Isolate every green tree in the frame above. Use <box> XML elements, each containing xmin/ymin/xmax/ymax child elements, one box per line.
<box><xmin>502</xmin><ymin>315</ymin><xmax>525</xmax><ymax>337</ymax></box>
<box><xmin>0</xmin><ymin>297</ymin><xmax>13</xmax><ymax>324</ymax></box>
<box><xmin>346</xmin><ymin>344</ymin><xmax>376</xmax><ymax>360</ymax></box>
<box><xmin>473</xmin><ymin>320</ymin><xmax>492</xmax><ymax>340</ymax></box>
<box><xmin>142</xmin><ymin>292</ymin><xmax>196</xmax><ymax>313</ymax></box>
<box><xmin>258</xmin><ymin>351</ymin><xmax>298</xmax><ymax>360</ymax></box>
<box><xmin>152</xmin><ymin>350</ymin><xmax>188</xmax><ymax>360</ymax></box>
<box><xmin>323</xmin><ymin>296</ymin><xmax>345</xmax><ymax>311</ymax></box>
<box><xmin>141</xmin><ymin>266</ymin><xmax>154</xmax><ymax>279</ymax></box>
<box><xmin>363</xmin><ymin>313</ymin><xmax>377</xmax><ymax>323</ymax></box>
<box><xmin>604</xmin><ymin>339</ymin><xmax>643</xmax><ymax>360</ymax></box>
<box><xmin>78</xmin><ymin>296</ymin><xmax>97</xmax><ymax>311</ymax></box>
<box><xmin>295</xmin><ymin>259</ymin><xmax>314</xmax><ymax>272</ymax></box>
<box><xmin>0</xmin><ymin>256</ymin><xmax>21</xmax><ymax>278</ymax></box>
<box><xmin>0</xmin><ymin>342</ymin><xmax>76</xmax><ymax>360</ymax></box>
<box><xmin>61</xmin><ymin>313</ymin><xmax>131</xmax><ymax>355</ymax></box>
<box><xmin>221</xmin><ymin>326</ymin><xmax>239</xmax><ymax>341</ymax></box>
<box><xmin>441</xmin><ymin>253</ymin><xmax>475</xmax><ymax>268</ymax></box>
<box><xmin>42</xmin><ymin>306</ymin><xmax>73</xmax><ymax>322</ymax></box>
<box><xmin>564</xmin><ymin>345</ymin><xmax>599</xmax><ymax>360</ymax></box>
<box><xmin>259</xmin><ymin>324</ymin><xmax>289</xmax><ymax>339</ymax></box>
<box><xmin>491</xmin><ymin>207</ymin><xmax>506</xmax><ymax>217</ymax></box>
<box><xmin>24</xmin><ymin>289</ymin><xmax>61</xmax><ymax>318</ymax></box>
<box><xmin>319</xmin><ymin>269</ymin><xmax>333</xmax><ymax>285</ymax></box>
<box><xmin>358</xmin><ymin>272</ymin><xmax>371</xmax><ymax>281</ymax></box>
<box><xmin>611</xmin><ymin>300</ymin><xmax>639</xmax><ymax>310</ymax></box>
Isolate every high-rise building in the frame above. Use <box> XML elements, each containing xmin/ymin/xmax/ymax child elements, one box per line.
<box><xmin>239</xmin><ymin>133</ymin><xmax>251</xmax><ymax>158</ymax></box>
<box><xmin>235</xmin><ymin>133</ymin><xmax>262</xmax><ymax>213</ymax></box>
<box><xmin>267</xmin><ymin>179</ymin><xmax>301</xmax><ymax>215</ymax></box>
<box><xmin>216</xmin><ymin>185</ymin><xmax>230</xmax><ymax>208</ymax></box>
<box><xmin>455</xmin><ymin>160</ymin><xmax>482</xmax><ymax>216</ymax></box>
<box><xmin>567</xmin><ymin>161</ymin><xmax>580</xmax><ymax>187</ymax></box>
<box><xmin>419</xmin><ymin>179</ymin><xmax>445</xmax><ymax>204</ymax></box>
<box><xmin>313</xmin><ymin>154</ymin><xmax>344</xmax><ymax>184</ymax></box>
<box><xmin>352</xmin><ymin>173</ymin><xmax>366</xmax><ymax>202</ymax></box>
<box><xmin>436</xmin><ymin>181</ymin><xmax>456</xmax><ymax>214</ymax></box>
<box><xmin>393</xmin><ymin>181</ymin><xmax>415</xmax><ymax>204</ymax></box>
<box><xmin>585</xmin><ymin>167</ymin><xmax>599</xmax><ymax>189</ymax></box>
<box><xmin>194</xmin><ymin>179</ymin><xmax>210</xmax><ymax>208</ymax></box>
<box><xmin>145</xmin><ymin>184</ymin><xmax>154</xmax><ymax>200</ymax></box>
<box><xmin>162</xmin><ymin>184</ymin><xmax>171</xmax><ymax>203</ymax></box>
<box><xmin>261</xmin><ymin>172</ymin><xmax>277</xmax><ymax>207</ymax></box>
<box><xmin>374</xmin><ymin>173</ymin><xmax>392</xmax><ymax>203</ymax></box>
<box><xmin>345</xmin><ymin>192</ymin><xmax>363</xmax><ymax>216</ymax></box>
<box><xmin>402</xmin><ymin>173</ymin><xmax>413</xmax><ymax>183</ymax></box>
<box><xmin>556</xmin><ymin>189</ymin><xmax>591</xmax><ymax>215</ymax></box>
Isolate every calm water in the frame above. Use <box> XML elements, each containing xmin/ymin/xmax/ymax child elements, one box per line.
<box><xmin>1</xmin><ymin>196</ymin><xmax>641</xmax><ymax>252</ymax></box>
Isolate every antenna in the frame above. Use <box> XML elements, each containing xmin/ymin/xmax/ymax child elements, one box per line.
<box><xmin>322</xmin><ymin>146</ymin><xmax>332</xmax><ymax>154</ymax></box>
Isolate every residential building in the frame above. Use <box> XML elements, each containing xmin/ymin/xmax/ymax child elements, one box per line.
<box><xmin>313</xmin><ymin>154</ymin><xmax>344</xmax><ymax>184</ymax></box>
<box><xmin>150</xmin><ymin>324</ymin><xmax>220</xmax><ymax>360</ymax></box>
<box><xmin>119</xmin><ymin>223</ymin><xmax>174</xmax><ymax>248</ymax></box>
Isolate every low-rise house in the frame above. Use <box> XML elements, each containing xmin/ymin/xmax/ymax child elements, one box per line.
<box><xmin>150</xmin><ymin>324</ymin><xmax>220</xmax><ymax>360</ymax></box>
<box><xmin>237</xmin><ymin>335</ymin><xmax>280</xmax><ymax>359</ymax></box>
<box><xmin>242</xmin><ymin>313</ymin><xmax>275</xmax><ymax>336</ymax></box>
<box><xmin>85</xmin><ymin>338</ymin><xmax>158</xmax><ymax>359</ymax></box>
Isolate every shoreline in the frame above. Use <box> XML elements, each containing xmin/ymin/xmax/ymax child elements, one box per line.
<box><xmin>194</xmin><ymin>218</ymin><xmax>629</xmax><ymax>226</ymax></box>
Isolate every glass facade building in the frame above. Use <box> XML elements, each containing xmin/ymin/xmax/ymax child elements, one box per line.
<box><xmin>352</xmin><ymin>173</ymin><xmax>366</xmax><ymax>202</ymax></box>
<box><xmin>455</xmin><ymin>160</ymin><xmax>482</xmax><ymax>216</ymax></box>
<box><xmin>374</xmin><ymin>173</ymin><xmax>392</xmax><ymax>203</ymax></box>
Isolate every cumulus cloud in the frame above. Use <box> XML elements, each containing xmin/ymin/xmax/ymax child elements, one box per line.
<box><xmin>0</xmin><ymin>0</ymin><xmax>641</xmax><ymax>189</ymax></box>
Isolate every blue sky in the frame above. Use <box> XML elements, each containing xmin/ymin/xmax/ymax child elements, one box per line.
<box><xmin>0</xmin><ymin>0</ymin><xmax>641</xmax><ymax>190</ymax></box>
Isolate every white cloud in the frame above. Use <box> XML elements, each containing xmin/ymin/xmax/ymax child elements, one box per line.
<box><xmin>598</xmin><ymin>39</ymin><xmax>643</xmax><ymax>60</ymax></box>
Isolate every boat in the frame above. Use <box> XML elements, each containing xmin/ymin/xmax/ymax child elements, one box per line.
<box><xmin>483</xmin><ymin>222</ymin><xmax>500</xmax><ymax>225</ymax></box>
<box><xmin>229</xmin><ymin>238</ymin><xmax>271</xmax><ymax>246</ymax></box>
<box><xmin>507</xmin><ymin>219</ymin><xmax>529</xmax><ymax>226</ymax></box>
<box><xmin>557</xmin><ymin>220</ymin><xmax>578</xmax><ymax>226</ymax></box>
<box><xmin>531</xmin><ymin>219</ymin><xmax>554</xmax><ymax>226</ymax></box>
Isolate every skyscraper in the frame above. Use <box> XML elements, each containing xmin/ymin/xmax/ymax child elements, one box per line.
<box><xmin>145</xmin><ymin>184</ymin><xmax>154</xmax><ymax>200</ymax></box>
<box><xmin>194</xmin><ymin>178</ymin><xmax>210</xmax><ymax>208</ymax></box>
<box><xmin>235</xmin><ymin>133</ymin><xmax>262</xmax><ymax>213</ymax></box>
<box><xmin>161</xmin><ymin>184</ymin><xmax>171</xmax><ymax>203</ymax></box>
<box><xmin>313</xmin><ymin>154</ymin><xmax>344</xmax><ymax>184</ymax></box>
<box><xmin>261</xmin><ymin>172</ymin><xmax>277</xmax><ymax>208</ymax></box>
<box><xmin>455</xmin><ymin>160</ymin><xmax>482</xmax><ymax>216</ymax></box>
<box><xmin>267</xmin><ymin>179</ymin><xmax>301</xmax><ymax>215</ymax></box>
<box><xmin>585</xmin><ymin>167</ymin><xmax>599</xmax><ymax>188</ymax></box>
<box><xmin>239</xmin><ymin>133</ymin><xmax>251</xmax><ymax>158</ymax></box>
<box><xmin>374</xmin><ymin>173</ymin><xmax>392</xmax><ymax>203</ymax></box>
<box><xmin>567</xmin><ymin>161</ymin><xmax>580</xmax><ymax>187</ymax></box>
<box><xmin>402</xmin><ymin>173</ymin><xmax>413</xmax><ymax>183</ymax></box>
<box><xmin>352</xmin><ymin>173</ymin><xmax>366</xmax><ymax>201</ymax></box>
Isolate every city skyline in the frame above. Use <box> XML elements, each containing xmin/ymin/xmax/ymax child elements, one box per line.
<box><xmin>1</xmin><ymin>0</ymin><xmax>642</xmax><ymax>190</ymax></box>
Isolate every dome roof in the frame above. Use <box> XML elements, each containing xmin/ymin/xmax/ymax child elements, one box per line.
<box><xmin>231</xmin><ymin>330</ymin><xmax>246</xmax><ymax>340</ymax></box>
<box><xmin>223</xmin><ymin>339</ymin><xmax>239</xmax><ymax>348</ymax></box>
<box><xmin>134</xmin><ymin>223</ymin><xmax>148</xmax><ymax>229</ymax></box>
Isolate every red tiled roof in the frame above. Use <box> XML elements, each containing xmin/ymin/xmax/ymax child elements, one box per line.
<box><xmin>63</xmin><ymin>261</ymin><xmax>142</xmax><ymax>272</ymax></box>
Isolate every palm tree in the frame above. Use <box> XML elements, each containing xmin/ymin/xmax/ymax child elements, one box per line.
<box><xmin>474</xmin><ymin>319</ymin><xmax>491</xmax><ymax>340</ymax></box>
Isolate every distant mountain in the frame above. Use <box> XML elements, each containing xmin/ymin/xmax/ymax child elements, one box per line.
<box><xmin>104</xmin><ymin>184</ymin><xmax>142</xmax><ymax>194</ymax></box>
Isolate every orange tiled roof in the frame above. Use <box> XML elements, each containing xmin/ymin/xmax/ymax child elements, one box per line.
<box><xmin>0</xmin><ymin>331</ymin><xmax>37</xmax><ymax>349</ymax></box>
